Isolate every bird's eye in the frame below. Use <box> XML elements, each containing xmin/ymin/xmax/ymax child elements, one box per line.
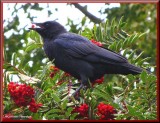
<box><xmin>45</xmin><ymin>23</ymin><xmax>49</xmax><ymax>26</ymax></box>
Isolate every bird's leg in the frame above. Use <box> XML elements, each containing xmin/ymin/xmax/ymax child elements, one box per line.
<box><xmin>68</xmin><ymin>83</ymin><xmax>84</xmax><ymax>102</ymax></box>
<box><xmin>71</xmin><ymin>83</ymin><xmax>84</xmax><ymax>98</ymax></box>
<box><xmin>69</xmin><ymin>76</ymin><xmax>88</xmax><ymax>102</ymax></box>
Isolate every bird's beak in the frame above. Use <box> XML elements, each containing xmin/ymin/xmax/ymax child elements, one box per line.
<box><xmin>29</xmin><ymin>22</ymin><xmax>44</xmax><ymax>30</ymax></box>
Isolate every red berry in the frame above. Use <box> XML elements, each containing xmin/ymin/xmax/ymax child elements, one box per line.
<box><xmin>29</xmin><ymin>98</ymin><xmax>42</xmax><ymax>113</ymax></box>
<box><xmin>57</xmin><ymin>80</ymin><xmax>64</xmax><ymax>85</ymax></box>
<box><xmin>49</xmin><ymin>66</ymin><xmax>60</xmax><ymax>78</ymax></box>
<box><xmin>8</xmin><ymin>82</ymin><xmax>34</xmax><ymax>107</ymax></box>
<box><xmin>90</xmin><ymin>39</ymin><xmax>103</xmax><ymax>47</ymax></box>
<box><xmin>92</xmin><ymin>76</ymin><xmax>104</xmax><ymax>87</ymax></box>
<box><xmin>8</xmin><ymin>82</ymin><xmax>43</xmax><ymax>113</ymax></box>
<box><xmin>50</xmin><ymin>66</ymin><xmax>59</xmax><ymax>72</ymax></box>
<box><xmin>49</xmin><ymin>65</ymin><xmax>54</xmax><ymax>70</ymax></box>
<box><xmin>72</xmin><ymin>103</ymin><xmax>89</xmax><ymax>118</ymax></box>
<box><xmin>97</xmin><ymin>102</ymin><xmax>116</xmax><ymax>120</ymax></box>
<box><xmin>54</xmin><ymin>67</ymin><xmax>59</xmax><ymax>72</ymax></box>
<box><xmin>50</xmin><ymin>72</ymin><xmax>55</xmax><ymax>78</ymax></box>
<box><xmin>31</xmin><ymin>24</ymin><xmax>35</xmax><ymax>28</ymax></box>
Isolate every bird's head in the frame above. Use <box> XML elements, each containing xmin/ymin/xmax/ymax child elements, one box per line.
<box><xmin>29</xmin><ymin>21</ymin><xmax>66</xmax><ymax>39</ymax></box>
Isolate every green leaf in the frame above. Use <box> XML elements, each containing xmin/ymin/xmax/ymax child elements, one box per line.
<box><xmin>114</xmin><ymin>96</ymin><xmax>123</xmax><ymax>105</ymax></box>
<box><xmin>118</xmin><ymin>16</ymin><xmax>124</xmax><ymax>29</ymax></box>
<box><xmin>134</xmin><ymin>51</ymin><xmax>144</xmax><ymax>63</ymax></box>
<box><xmin>11</xmin><ymin>53</ymin><xmax>17</xmax><ymax>66</ymax></box>
<box><xmin>120</xmin><ymin>29</ymin><xmax>130</xmax><ymax>37</ymax></box>
<box><xmin>138</xmin><ymin>31</ymin><xmax>148</xmax><ymax>38</ymax></box>
<box><xmin>32</xmin><ymin>113</ymin><xmax>40</xmax><ymax>120</ymax></box>
<box><xmin>108</xmin><ymin>42</ymin><xmax>116</xmax><ymax>50</ymax></box>
<box><xmin>96</xmin><ymin>25</ymin><xmax>103</xmax><ymax>41</ymax></box>
<box><xmin>131</xmin><ymin>33</ymin><xmax>139</xmax><ymax>44</ymax></box>
<box><xmin>47</xmin><ymin>114</ymin><xmax>59</xmax><ymax>119</ymax></box>
<box><xmin>94</xmin><ymin>87</ymin><xmax>113</xmax><ymax>102</ymax></box>
<box><xmin>122</xmin><ymin>49</ymin><xmax>129</xmax><ymax>57</ymax></box>
<box><xmin>127</xmin><ymin>34</ymin><xmax>134</xmax><ymax>44</ymax></box>
<box><xmin>25</xmin><ymin>43</ymin><xmax>42</xmax><ymax>52</ymax></box>
<box><xmin>104</xmin><ymin>19</ymin><xmax>109</xmax><ymax>34</ymax></box>
<box><xmin>38</xmin><ymin>88</ymin><xmax>52</xmax><ymax>100</ymax></box>
<box><xmin>138</xmin><ymin>57</ymin><xmax>151</xmax><ymax>66</ymax></box>
<box><xmin>106</xmin><ymin>84</ymin><xmax>113</xmax><ymax>96</ymax></box>
<box><xmin>82</xmin><ymin>16</ymin><xmax>86</xmax><ymax>26</ymax></box>
<box><xmin>90</xmin><ymin>97</ymin><xmax>97</xmax><ymax>109</ymax></box>
<box><xmin>117</xmin><ymin>33</ymin><xmax>126</xmax><ymax>40</ymax></box>
<box><xmin>140</xmin><ymin>71</ymin><xmax>147</xmax><ymax>82</ymax></box>
<box><xmin>29</xmin><ymin>30</ymin><xmax>36</xmax><ymax>40</ymax></box>
<box><xmin>122</xmin><ymin>39</ymin><xmax>129</xmax><ymax>48</ymax></box>
<box><xmin>61</xmin><ymin>99</ymin><xmax>68</xmax><ymax>110</ymax></box>
<box><xmin>70</xmin><ymin>113</ymin><xmax>78</xmax><ymax>120</ymax></box>
<box><xmin>110</xmin><ymin>18</ymin><xmax>116</xmax><ymax>36</ymax></box>
<box><xmin>113</xmin><ymin>86</ymin><xmax>124</xmax><ymax>91</ymax></box>
<box><xmin>127</xmin><ymin>105</ymin><xmax>137</xmax><ymax>116</ymax></box>
<box><xmin>81</xmin><ymin>27</ymin><xmax>93</xmax><ymax>40</ymax></box>
<box><xmin>127</xmin><ymin>74</ymin><xmax>136</xmax><ymax>81</ymax></box>
<box><xmin>93</xmin><ymin>25</ymin><xmax>98</xmax><ymax>40</ymax></box>
<box><xmin>120</xmin><ymin>22</ymin><xmax>126</xmax><ymax>28</ymax></box>
<box><xmin>51</xmin><ymin>93</ymin><xmax>61</xmax><ymax>103</ymax></box>
<box><xmin>65</xmin><ymin>107</ymin><xmax>73</xmax><ymax>117</ymax></box>
<box><xmin>128</xmin><ymin>50</ymin><xmax>136</xmax><ymax>60</ymax></box>
<box><xmin>46</xmin><ymin>109</ymin><xmax>61</xmax><ymax>115</ymax></box>
<box><xmin>116</xmin><ymin>40</ymin><xmax>122</xmax><ymax>51</ymax></box>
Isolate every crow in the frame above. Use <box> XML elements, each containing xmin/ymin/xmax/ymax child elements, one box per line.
<box><xmin>29</xmin><ymin>21</ymin><xmax>143</xmax><ymax>97</ymax></box>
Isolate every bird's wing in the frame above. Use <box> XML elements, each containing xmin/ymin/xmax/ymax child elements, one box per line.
<box><xmin>54</xmin><ymin>33</ymin><xmax>128</xmax><ymax>64</ymax></box>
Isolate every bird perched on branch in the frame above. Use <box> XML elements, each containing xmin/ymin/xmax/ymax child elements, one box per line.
<box><xmin>29</xmin><ymin>21</ymin><xmax>143</xmax><ymax>97</ymax></box>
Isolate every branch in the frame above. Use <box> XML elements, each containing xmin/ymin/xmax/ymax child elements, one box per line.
<box><xmin>73</xmin><ymin>3</ymin><xmax>102</xmax><ymax>24</ymax></box>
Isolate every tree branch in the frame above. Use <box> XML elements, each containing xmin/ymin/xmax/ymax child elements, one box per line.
<box><xmin>73</xmin><ymin>3</ymin><xmax>102</xmax><ymax>24</ymax></box>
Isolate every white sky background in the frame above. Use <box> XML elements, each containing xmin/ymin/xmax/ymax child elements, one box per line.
<box><xmin>3</xmin><ymin>3</ymin><xmax>120</xmax><ymax>38</ymax></box>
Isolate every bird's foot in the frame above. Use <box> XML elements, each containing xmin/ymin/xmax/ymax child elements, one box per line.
<box><xmin>68</xmin><ymin>84</ymin><xmax>84</xmax><ymax>102</ymax></box>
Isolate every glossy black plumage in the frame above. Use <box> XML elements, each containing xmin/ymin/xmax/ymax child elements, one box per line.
<box><xmin>29</xmin><ymin>21</ymin><xmax>142</xmax><ymax>96</ymax></box>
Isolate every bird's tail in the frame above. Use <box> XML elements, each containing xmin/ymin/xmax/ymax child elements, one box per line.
<box><xmin>105</xmin><ymin>63</ymin><xmax>150</xmax><ymax>75</ymax></box>
<box><xmin>124</xmin><ymin>63</ymin><xmax>143</xmax><ymax>75</ymax></box>
<box><xmin>118</xmin><ymin>63</ymin><xmax>146</xmax><ymax>75</ymax></box>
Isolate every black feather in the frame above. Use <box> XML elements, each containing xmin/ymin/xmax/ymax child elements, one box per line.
<box><xmin>30</xmin><ymin>21</ymin><xmax>144</xmax><ymax>96</ymax></box>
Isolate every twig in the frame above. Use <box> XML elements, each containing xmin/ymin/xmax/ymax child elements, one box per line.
<box><xmin>73</xmin><ymin>3</ymin><xmax>102</xmax><ymax>24</ymax></box>
<box><xmin>4</xmin><ymin>62</ymin><xmax>26</xmax><ymax>75</ymax></box>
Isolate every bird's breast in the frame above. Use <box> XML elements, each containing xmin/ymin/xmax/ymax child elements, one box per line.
<box><xmin>43</xmin><ymin>42</ymin><xmax>56</xmax><ymax>61</ymax></box>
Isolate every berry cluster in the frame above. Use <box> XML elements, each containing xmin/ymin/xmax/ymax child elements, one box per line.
<box><xmin>49</xmin><ymin>66</ymin><xmax>60</xmax><ymax>78</ymax></box>
<box><xmin>72</xmin><ymin>103</ymin><xmax>89</xmax><ymax>118</ymax></box>
<box><xmin>49</xmin><ymin>65</ymin><xmax>72</xmax><ymax>95</ymax></box>
<box><xmin>90</xmin><ymin>39</ymin><xmax>103</xmax><ymax>47</ymax></box>
<box><xmin>72</xmin><ymin>102</ymin><xmax>116</xmax><ymax>120</ymax></box>
<box><xmin>49</xmin><ymin>66</ymin><xmax>71</xmax><ymax>78</ymax></box>
<box><xmin>97</xmin><ymin>102</ymin><xmax>116</xmax><ymax>120</ymax></box>
<box><xmin>92</xmin><ymin>76</ymin><xmax>104</xmax><ymax>86</ymax></box>
<box><xmin>29</xmin><ymin>98</ymin><xmax>42</xmax><ymax>113</ymax></box>
<box><xmin>77</xmin><ymin>104</ymin><xmax>89</xmax><ymax>117</ymax></box>
<box><xmin>8</xmin><ymin>82</ymin><xmax>42</xmax><ymax>113</ymax></box>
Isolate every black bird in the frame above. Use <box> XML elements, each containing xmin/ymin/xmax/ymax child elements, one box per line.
<box><xmin>29</xmin><ymin>21</ymin><xmax>143</xmax><ymax>96</ymax></box>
